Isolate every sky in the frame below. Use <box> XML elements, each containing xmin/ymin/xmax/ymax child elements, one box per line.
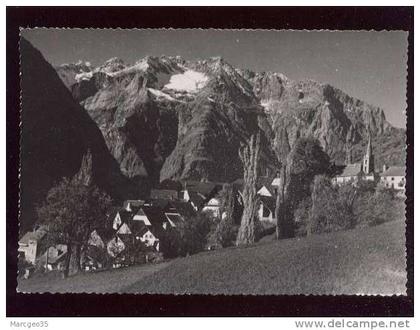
<box><xmin>22</xmin><ymin>29</ymin><xmax>408</xmax><ymax>128</ymax></box>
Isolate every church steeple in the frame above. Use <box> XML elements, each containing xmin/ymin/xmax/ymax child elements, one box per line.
<box><xmin>362</xmin><ymin>130</ymin><xmax>374</xmax><ymax>174</ymax></box>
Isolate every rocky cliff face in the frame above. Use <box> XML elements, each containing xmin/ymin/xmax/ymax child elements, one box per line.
<box><xmin>55</xmin><ymin>60</ymin><xmax>92</xmax><ymax>89</ymax></box>
<box><xmin>20</xmin><ymin>38</ymin><xmax>136</xmax><ymax>232</ymax></box>
<box><xmin>251</xmin><ymin>72</ymin><xmax>404</xmax><ymax>167</ymax></box>
<box><xmin>56</xmin><ymin>54</ymin><xmax>406</xmax><ymax>187</ymax></box>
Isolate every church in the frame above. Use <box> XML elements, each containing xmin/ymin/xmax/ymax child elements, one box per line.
<box><xmin>332</xmin><ymin>133</ymin><xmax>377</xmax><ymax>185</ymax></box>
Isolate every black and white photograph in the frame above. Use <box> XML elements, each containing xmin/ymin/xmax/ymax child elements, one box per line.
<box><xmin>15</xmin><ymin>26</ymin><xmax>409</xmax><ymax>296</ymax></box>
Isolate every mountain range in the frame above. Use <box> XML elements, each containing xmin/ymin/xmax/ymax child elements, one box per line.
<box><xmin>20</xmin><ymin>38</ymin><xmax>405</xmax><ymax>230</ymax></box>
<box><xmin>56</xmin><ymin>53</ymin><xmax>406</xmax><ymax>181</ymax></box>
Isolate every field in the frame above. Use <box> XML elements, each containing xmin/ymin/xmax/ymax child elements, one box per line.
<box><xmin>18</xmin><ymin>220</ymin><xmax>406</xmax><ymax>295</ymax></box>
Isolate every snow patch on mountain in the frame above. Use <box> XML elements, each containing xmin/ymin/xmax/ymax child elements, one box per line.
<box><xmin>148</xmin><ymin>88</ymin><xmax>177</xmax><ymax>102</ymax></box>
<box><xmin>260</xmin><ymin>99</ymin><xmax>283</xmax><ymax>113</ymax></box>
<box><xmin>75</xmin><ymin>71</ymin><xmax>93</xmax><ymax>82</ymax></box>
<box><xmin>164</xmin><ymin>70</ymin><xmax>208</xmax><ymax>92</ymax></box>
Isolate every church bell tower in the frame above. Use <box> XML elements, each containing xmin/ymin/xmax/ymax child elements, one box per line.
<box><xmin>362</xmin><ymin>131</ymin><xmax>374</xmax><ymax>174</ymax></box>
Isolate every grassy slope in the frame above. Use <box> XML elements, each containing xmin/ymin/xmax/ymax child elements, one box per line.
<box><xmin>124</xmin><ymin>220</ymin><xmax>406</xmax><ymax>295</ymax></box>
<box><xmin>17</xmin><ymin>261</ymin><xmax>171</xmax><ymax>294</ymax></box>
<box><xmin>18</xmin><ymin>220</ymin><xmax>406</xmax><ymax>295</ymax></box>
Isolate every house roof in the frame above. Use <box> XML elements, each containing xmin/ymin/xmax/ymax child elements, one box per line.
<box><xmin>127</xmin><ymin>220</ymin><xmax>149</xmax><ymax>237</ymax></box>
<box><xmin>271</xmin><ymin>178</ymin><xmax>281</xmax><ymax>186</ymax></box>
<box><xmin>158</xmin><ymin>179</ymin><xmax>183</xmax><ymax>191</ymax></box>
<box><xmin>257</xmin><ymin>177</ymin><xmax>275</xmax><ymax>189</ymax></box>
<box><xmin>147</xmin><ymin>198</ymin><xmax>171</xmax><ymax>210</ymax></box>
<box><xmin>260</xmin><ymin>196</ymin><xmax>276</xmax><ymax>213</ymax></box>
<box><xmin>135</xmin><ymin>207</ymin><xmax>165</xmax><ymax>239</ymax></box>
<box><xmin>123</xmin><ymin>199</ymin><xmax>145</xmax><ymax>209</ymax></box>
<box><xmin>168</xmin><ymin>201</ymin><xmax>196</xmax><ymax>218</ymax></box>
<box><xmin>134</xmin><ymin>207</ymin><xmax>147</xmax><ymax>217</ymax></box>
<box><xmin>336</xmin><ymin>163</ymin><xmax>361</xmax><ymax>177</ymax></box>
<box><xmin>118</xmin><ymin>209</ymin><xmax>133</xmax><ymax>223</ymax></box>
<box><xmin>182</xmin><ymin>181</ymin><xmax>221</xmax><ymax>199</ymax></box>
<box><xmin>166</xmin><ymin>213</ymin><xmax>184</xmax><ymax>226</ymax></box>
<box><xmin>150</xmin><ymin>189</ymin><xmax>179</xmax><ymax>200</ymax></box>
<box><xmin>188</xmin><ymin>190</ymin><xmax>206</xmax><ymax>209</ymax></box>
<box><xmin>19</xmin><ymin>227</ymin><xmax>47</xmax><ymax>245</ymax></box>
<box><xmin>142</xmin><ymin>206</ymin><xmax>166</xmax><ymax>228</ymax></box>
<box><xmin>94</xmin><ymin>227</ymin><xmax>116</xmax><ymax>242</ymax></box>
<box><xmin>381</xmin><ymin>166</ymin><xmax>406</xmax><ymax>177</ymax></box>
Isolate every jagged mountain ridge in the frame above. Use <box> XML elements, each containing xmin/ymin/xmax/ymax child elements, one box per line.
<box><xmin>56</xmin><ymin>55</ymin><xmax>406</xmax><ymax>185</ymax></box>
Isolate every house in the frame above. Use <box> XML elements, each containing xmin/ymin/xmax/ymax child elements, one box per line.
<box><xmin>88</xmin><ymin>228</ymin><xmax>116</xmax><ymax>249</ymax></box>
<box><xmin>83</xmin><ymin>245</ymin><xmax>107</xmax><ymax>271</ymax></box>
<box><xmin>112</xmin><ymin>209</ymin><xmax>133</xmax><ymax>231</ymax></box>
<box><xmin>18</xmin><ymin>226</ymin><xmax>47</xmax><ymax>264</ymax></box>
<box><xmin>257</xmin><ymin>176</ymin><xmax>278</xmax><ymax>197</ymax></box>
<box><xmin>180</xmin><ymin>181</ymin><xmax>222</xmax><ymax>210</ymax></box>
<box><xmin>332</xmin><ymin>163</ymin><xmax>362</xmax><ymax>185</ymax></box>
<box><xmin>202</xmin><ymin>197</ymin><xmax>222</xmax><ymax>218</ymax></box>
<box><xmin>107</xmin><ymin>235</ymin><xmax>127</xmax><ymax>259</ymax></box>
<box><xmin>380</xmin><ymin>166</ymin><xmax>406</xmax><ymax>190</ymax></box>
<box><xmin>257</xmin><ymin>196</ymin><xmax>276</xmax><ymax>223</ymax></box>
<box><xmin>271</xmin><ymin>174</ymin><xmax>282</xmax><ymax>192</ymax></box>
<box><xmin>120</xmin><ymin>206</ymin><xmax>166</xmax><ymax>251</ymax></box>
<box><xmin>183</xmin><ymin>190</ymin><xmax>207</xmax><ymax>211</ymax></box>
<box><xmin>37</xmin><ymin>244</ymin><xmax>68</xmax><ymax>271</ymax></box>
<box><xmin>136</xmin><ymin>225</ymin><xmax>160</xmax><ymax>250</ymax></box>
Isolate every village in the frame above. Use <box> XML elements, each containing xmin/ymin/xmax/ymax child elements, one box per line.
<box><xmin>17</xmin><ymin>133</ymin><xmax>406</xmax><ymax>279</ymax></box>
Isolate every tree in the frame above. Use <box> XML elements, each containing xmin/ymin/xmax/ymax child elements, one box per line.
<box><xmin>274</xmin><ymin>128</ymin><xmax>290</xmax><ymax>239</ymax></box>
<box><xmin>159</xmin><ymin>227</ymin><xmax>183</xmax><ymax>259</ymax></box>
<box><xmin>180</xmin><ymin>213</ymin><xmax>212</xmax><ymax>255</ymax></box>
<box><xmin>209</xmin><ymin>184</ymin><xmax>239</xmax><ymax>248</ymax></box>
<box><xmin>236</xmin><ymin>134</ymin><xmax>261</xmax><ymax>245</ymax></box>
<box><xmin>160</xmin><ymin>213</ymin><xmax>213</xmax><ymax>258</ymax></box>
<box><xmin>276</xmin><ymin>137</ymin><xmax>332</xmax><ymax>239</ymax></box>
<box><xmin>275</xmin><ymin>165</ymin><xmax>289</xmax><ymax>239</ymax></box>
<box><xmin>36</xmin><ymin>152</ymin><xmax>112</xmax><ymax>277</ymax></box>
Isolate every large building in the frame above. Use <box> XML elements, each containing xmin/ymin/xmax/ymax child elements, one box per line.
<box><xmin>333</xmin><ymin>133</ymin><xmax>405</xmax><ymax>190</ymax></box>
<box><xmin>380</xmin><ymin>166</ymin><xmax>406</xmax><ymax>190</ymax></box>
<box><xmin>333</xmin><ymin>133</ymin><xmax>377</xmax><ymax>185</ymax></box>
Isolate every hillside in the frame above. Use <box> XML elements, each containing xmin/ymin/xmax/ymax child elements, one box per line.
<box><xmin>56</xmin><ymin>56</ymin><xmax>406</xmax><ymax>187</ymax></box>
<box><xmin>125</xmin><ymin>220</ymin><xmax>406</xmax><ymax>295</ymax></box>
<box><xmin>18</xmin><ymin>220</ymin><xmax>406</xmax><ymax>295</ymax></box>
<box><xmin>20</xmin><ymin>38</ymin><xmax>137</xmax><ymax>232</ymax></box>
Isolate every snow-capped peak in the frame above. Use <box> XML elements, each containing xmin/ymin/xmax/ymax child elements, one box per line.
<box><xmin>164</xmin><ymin>70</ymin><xmax>209</xmax><ymax>92</ymax></box>
<box><xmin>133</xmin><ymin>58</ymin><xmax>150</xmax><ymax>71</ymax></box>
<box><xmin>104</xmin><ymin>57</ymin><xmax>124</xmax><ymax>65</ymax></box>
<box><xmin>75</xmin><ymin>60</ymin><xmax>91</xmax><ymax>67</ymax></box>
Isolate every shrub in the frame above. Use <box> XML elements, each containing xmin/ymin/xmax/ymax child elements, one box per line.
<box><xmin>303</xmin><ymin>176</ymin><xmax>355</xmax><ymax>236</ymax></box>
<box><xmin>180</xmin><ymin>213</ymin><xmax>212</xmax><ymax>255</ymax></box>
<box><xmin>160</xmin><ymin>213</ymin><xmax>213</xmax><ymax>258</ymax></box>
<box><xmin>357</xmin><ymin>186</ymin><xmax>405</xmax><ymax>227</ymax></box>
<box><xmin>159</xmin><ymin>227</ymin><xmax>183</xmax><ymax>259</ymax></box>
